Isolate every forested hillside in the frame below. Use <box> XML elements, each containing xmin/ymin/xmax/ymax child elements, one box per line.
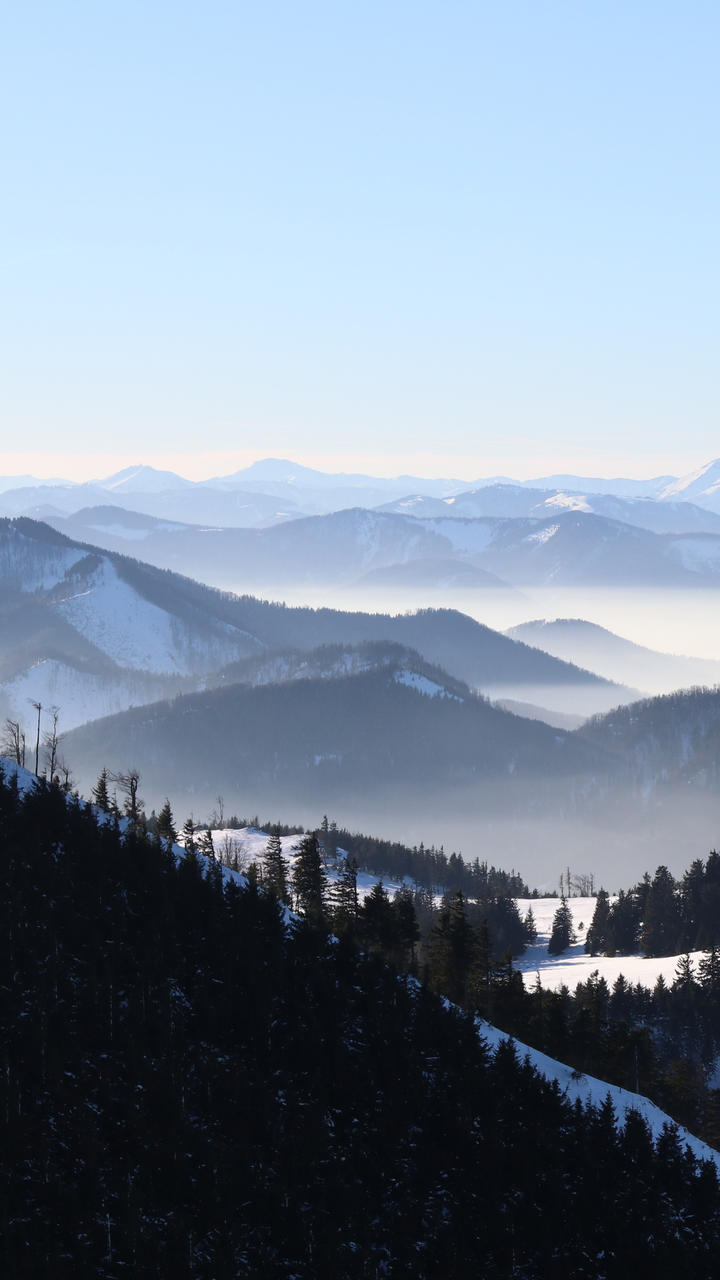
<box><xmin>3</xmin><ymin>762</ymin><xmax>720</xmax><ymax>1276</ymax></box>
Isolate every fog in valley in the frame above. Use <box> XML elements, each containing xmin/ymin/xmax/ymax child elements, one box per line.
<box><xmin>5</xmin><ymin>512</ymin><xmax>720</xmax><ymax>894</ymax></box>
<box><xmin>230</xmin><ymin>581</ymin><xmax>720</xmax><ymax>687</ymax></box>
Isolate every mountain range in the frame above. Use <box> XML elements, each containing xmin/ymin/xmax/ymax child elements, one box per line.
<box><xmin>4</xmin><ymin>515</ymin><xmax>720</xmax><ymax>881</ymax></box>
<box><xmin>0</xmin><ymin>517</ymin><xmax>625</xmax><ymax>731</ymax></box>
<box><xmin>5</xmin><ymin>456</ymin><xmax>720</xmax><ymax>531</ymax></box>
<box><xmin>43</xmin><ymin>504</ymin><xmax>720</xmax><ymax>594</ymax></box>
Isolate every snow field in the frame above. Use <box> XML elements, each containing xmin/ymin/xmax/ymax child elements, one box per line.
<box><xmin>515</xmin><ymin>895</ymin><xmax>708</xmax><ymax>994</ymax></box>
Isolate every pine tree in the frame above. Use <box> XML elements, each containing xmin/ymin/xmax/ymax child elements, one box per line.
<box><xmin>263</xmin><ymin>831</ymin><xmax>289</xmax><ymax>903</ymax></box>
<box><xmin>291</xmin><ymin>832</ymin><xmax>326</xmax><ymax>923</ymax></box>
<box><xmin>547</xmin><ymin>895</ymin><xmax>576</xmax><ymax>956</ymax></box>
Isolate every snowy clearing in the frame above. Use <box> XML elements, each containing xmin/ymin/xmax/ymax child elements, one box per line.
<box><xmin>515</xmin><ymin>895</ymin><xmax>705</xmax><ymax>993</ymax></box>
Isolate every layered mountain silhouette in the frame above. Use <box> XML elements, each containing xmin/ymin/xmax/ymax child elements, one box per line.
<box><xmin>0</xmin><ymin>518</ymin><xmax>627</xmax><ymax>729</ymax></box>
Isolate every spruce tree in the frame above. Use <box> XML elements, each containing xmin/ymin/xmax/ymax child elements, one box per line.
<box><xmin>547</xmin><ymin>895</ymin><xmax>576</xmax><ymax>956</ymax></box>
<box><xmin>198</xmin><ymin>827</ymin><xmax>216</xmax><ymax>860</ymax></box>
<box><xmin>331</xmin><ymin>855</ymin><xmax>359</xmax><ymax>934</ymax></box>
<box><xmin>427</xmin><ymin>889</ymin><xmax>478</xmax><ymax>1008</ymax></box>
<box><xmin>91</xmin><ymin>768</ymin><xmax>111</xmax><ymax>813</ymax></box>
<box><xmin>641</xmin><ymin>865</ymin><xmax>681</xmax><ymax>957</ymax></box>
<box><xmin>181</xmin><ymin>816</ymin><xmax>196</xmax><ymax>857</ymax></box>
<box><xmin>523</xmin><ymin>905</ymin><xmax>538</xmax><ymax>945</ymax></box>
<box><xmin>263</xmin><ymin>831</ymin><xmax>289</xmax><ymax>903</ymax></box>
<box><xmin>156</xmin><ymin>799</ymin><xmax>177</xmax><ymax>847</ymax></box>
<box><xmin>585</xmin><ymin>888</ymin><xmax>611</xmax><ymax>956</ymax></box>
<box><xmin>360</xmin><ymin>880</ymin><xmax>396</xmax><ymax>959</ymax></box>
<box><xmin>392</xmin><ymin>885</ymin><xmax>420</xmax><ymax>971</ymax></box>
<box><xmin>291</xmin><ymin>832</ymin><xmax>326</xmax><ymax>923</ymax></box>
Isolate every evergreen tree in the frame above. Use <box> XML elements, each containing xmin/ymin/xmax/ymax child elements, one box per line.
<box><xmin>547</xmin><ymin>896</ymin><xmax>576</xmax><ymax>956</ymax></box>
<box><xmin>641</xmin><ymin>865</ymin><xmax>682</xmax><ymax>957</ymax></box>
<box><xmin>522</xmin><ymin>905</ymin><xmax>538</xmax><ymax>944</ymax></box>
<box><xmin>698</xmin><ymin>944</ymin><xmax>720</xmax><ymax>993</ymax></box>
<box><xmin>198</xmin><ymin>827</ymin><xmax>216</xmax><ymax>860</ymax></box>
<box><xmin>360</xmin><ymin>880</ymin><xmax>397</xmax><ymax>960</ymax></box>
<box><xmin>291</xmin><ymin>831</ymin><xmax>326</xmax><ymax>923</ymax></box>
<box><xmin>263</xmin><ymin>830</ymin><xmax>289</xmax><ymax>903</ymax></box>
<box><xmin>585</xmin><ymin>888</ymin><xmax>611</xmax><ymax>956</ymax></box>
<box><xmin>427</xmin><ymin>890</ymin><xmax>478</xmax><ymax>1008</ymax></box>
<box><xmin>392</xmin><ymin>885</ymin><xmax>420</xmax><ymax>972</ymax></box>
<box><xmin>605</xmin><ymin>888</ymin><xmax>642</xmax><ymax>954</ymax></box>
<box><xmin>91</xmin><ymin>767</ymin><xmax>111</xmax><ymax>813</ymax></box>
<box><xmin>181</xmin><ymin>815</ymin><xmax>196</xmax><ymax>856</ymax></box>
<box><xmin>156</xmin><ymin>798</ymin><xmax>177</xmax><ymax>847</ymax></box>
<box><xmin>331</xmin><ymin>854</ymin><xmax>359</xmax><ymax>935</ymax></box>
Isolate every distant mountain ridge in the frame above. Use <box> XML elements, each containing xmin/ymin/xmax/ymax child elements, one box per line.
<box><xmin>5</xmin><ymin>456</ymin><xmax>720</xmax><ymax>530</ymax></box>
<box><xmin>508</xmin><ymin>618</ymin><xmax>720</xmax><ymax>693</ymax></box>
<box><xmin>61</xmin><ymin>654</ymin><xmax>608</xmax><ymax>817</ymax></box>
<box><xmin>0</xmin><ymin>518</ymin><xmax>627</xmax><ymax>732</ymax></box>
<box><xmin>43</xmin><ymin>505</ymin><xmax>720</xmax><ymax>593</ymax></box>
<box><xmin>378</xmin><ymin>484</ymin><xmax>720</xmax><ymax>535</ymax></box>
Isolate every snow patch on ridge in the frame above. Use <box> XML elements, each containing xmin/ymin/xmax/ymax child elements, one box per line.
<box><xmin>542</xmin><ymin>493</ymin><xmax>591</xmax><ymax>513</ymax></box>
<box><xmin>393</xmin><ymin>670</ymin><xmax>463</xmax><ymax>701</ymax></box>
<box><xmin>524</xmin><ymin>523</ymin><xmax>560</xmax><ymax>545</ymax></box>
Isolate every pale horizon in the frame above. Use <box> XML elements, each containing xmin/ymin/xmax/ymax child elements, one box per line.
<box><xmin>0</xmin><ymin>447</ymin><xmax>715</xmax><ymax>487</ymax></box>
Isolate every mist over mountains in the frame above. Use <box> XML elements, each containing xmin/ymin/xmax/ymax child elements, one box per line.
<box><xmin>0</xmin><ymin>517</ymin><xmax>626</xmax><ymax>730</ymax></box>
<box><xmin>3</xmin><ymin>452</ymin><xmax>720</xmax><ymax>884</ymax></box>
<box><xmin>41</xmin><ymin>504</ymin><xmax>720</xmax><ymax>598</ymax></box>
<box><xmin>508</xmin><ymin>618</ymin><xmax>720</xmax><ymax>693</ymax></box>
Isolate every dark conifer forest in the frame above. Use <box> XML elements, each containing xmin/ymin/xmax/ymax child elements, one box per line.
<box><xmin>3</xmin><ymin>764</ymin><xmax>720</xmax><ymax>1277</ymax></box>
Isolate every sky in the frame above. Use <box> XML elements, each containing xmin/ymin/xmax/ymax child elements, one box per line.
<box><xmin>2</xmin><ymin>1</ymin><xmax>719</xmax><ymax>482</ymax></box>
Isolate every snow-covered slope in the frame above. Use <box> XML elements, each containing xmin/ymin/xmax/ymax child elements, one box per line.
<box><xmin>96</xmin><ymin>465</ymin><xmax>194</xmax><ymax>493</ymax></box>
<box><xmin>478</xmin><ymin>1019</ymin><xmax>720</xmax><ymax>1172</ymax></box>
<box><xmin>0</xmin><ymin>519</ymin><xmax>261</xmax><ymax>678</ymax></box>
<box><xmin>660</xmin><ymin>458</ymin><xmax>720</xmax><ymax>503</ymax></box>
<box><xmin>381</xmin><ymin>485</ymin><xmax>720</xmax><ymax>535</ymax></box>
<box><xmin>1</xmin><ymin>659</ymin><xmax>181</xmax><ymax>732</ymax></box>
<box><xmin>55</xmin><ymin>557</ymin><xmax>242</xmax><ymax>676</ymax></box>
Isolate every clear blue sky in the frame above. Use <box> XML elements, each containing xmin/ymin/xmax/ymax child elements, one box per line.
<box><xmin>2</xmin><ymin>1</ymin><xmax>718</xmax><ymax>480</ymax></box>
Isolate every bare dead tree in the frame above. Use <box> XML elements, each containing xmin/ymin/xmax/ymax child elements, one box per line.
<box><xmin>112</xmin><ymin>769</ymin><xmax>142</xmax><ymax>825</ymax></box>
<box><xmin>29</xmin><ymin>700</ymin><xmax>42</xmax><ymax>775</ymax></box>
<box><xmin>43</xmin><ymin>706</ymin><xmax>60</xmax><ymax>781</ymax></box>
<box><xmin>2</xmin><ymin>718</ymin><xmax>26</xmax><ymax>766</ymax></box>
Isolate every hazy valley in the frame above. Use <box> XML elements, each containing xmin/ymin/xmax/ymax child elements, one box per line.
<box><xmin>4</xmin><ymin>458</ymin><xmax>720</xmax><ymax>887</ymax></box>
